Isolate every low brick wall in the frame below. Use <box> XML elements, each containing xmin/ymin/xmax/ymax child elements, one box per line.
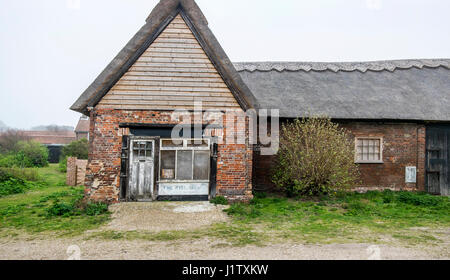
<box><xmin>66</xmin><ymin>157</ymin><xmax>88</xmax><ymax>186</ymax></box>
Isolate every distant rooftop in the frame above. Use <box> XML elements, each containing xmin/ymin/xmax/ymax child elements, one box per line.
<box><xmin>22</xmin><ymin>131</ymin><xmax>76</xmax><ymax>145</ymax></box>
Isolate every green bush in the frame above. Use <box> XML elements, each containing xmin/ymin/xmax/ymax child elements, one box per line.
<box><xmin>397</xmin><ymin>192</ymin><xmax>445</xmax><ymax>207</ymax></box>
<box><xmin>0</xmin><ymin>154</ymin><xmax>16</xmax><ymax>168</ymax></box>
<box><xmin>84</xmin><ymin>202</ymin><xmax>109</xmax><ymax>216</ymax></box>
<box><xmin>0</xmin><ymin>168</ymin><xmax>12</xmax><ymax>182</ymax></box>
<box><xmin>46</xmin><ymin>202</ymin><xmax>75</xmax><ymax>217</ymax></box>
<box><xmin>61</xmin><ymin>138</ymin><xmax>89</xmax><ymax>160</ymax></box>
<box><xmin>210</xmin><ymin>196</ymin><xmax>229</xmax><ymax>205</ymax></box>
<box><xmin>15</xmin><ymin>141</ymin><xmax>49</xmax><ymax>167</ymax></box>
<box><xmin>0</xmin><ymin>167</ymin><xmax>39</xmax><ymax>182</ymax></box>
<box><xmin>46</xmin><ymin>197</ymin><xmax>109</xmax><ymax>217</ymax></box>
<box><xmin>272</xmin><ymin>117</ymin><xmax>360</xmax><ymax>197</ymax></box>
<box><xmin>59</xmin><ymin>156</ymin><xmax>68</xmax><ymax>173</ymax></box>
<box><xmin>0</xmin><ymin>178</ymin><xmax>42</xmax><ymax>197</ymax></box>
<box><xmin>0</xmin><ymin>141</ymin><xmax>49</xmax><ymax>168</ymax></box>
<box><xmin>0</xmin><ymin>179</ymin><xmax>26</xmax><ymax>197</ymax></box>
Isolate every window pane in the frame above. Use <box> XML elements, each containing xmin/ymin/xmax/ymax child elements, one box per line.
<box><xmin>187</xmin><ymin>139</ymin><xmax>209</xmax><ymax>148</ymax></box>
<box><xmin>356</xmin><ymin>138</ymin><xmax>382</xmax><ymax>162</ymax></box>
<box><xmin>177</xmin><ymin>151</ymin><xmax>193</xmax><ymax>180</ymax></box>
<box><xmin>194</xmin><ymin>151</ymin><xmax>210</xmax><ymax>180</ymax></box>
<box><xmin>162</xmin><ymin>139</ymin><xmax>183</xmax><ymax>148</ymax></box>
<box><xmin>161</xmin><ymin>151</ymin><xmax>176</xmax><ymax>179</ymax></box>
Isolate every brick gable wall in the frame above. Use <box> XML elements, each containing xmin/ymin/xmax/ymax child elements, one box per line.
<box><xmin>85</xmin><ymin>108</ymin><xmax>253</xmax><ymax>203</ymax></box>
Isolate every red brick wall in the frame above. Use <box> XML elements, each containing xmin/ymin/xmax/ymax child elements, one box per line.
<box><xmin>85</xmin><ymin>108</ymin><xmax>253</xmax><ymax>203</ymax></box>
<box><xmin>253</xmin><ymin>122</ymin><xmax>426</xmax><ymax>192</ymax></box>
<box><xmin>67</xmin><ymin>157</ymin><xmax>88</xmax><ymax>186</ymax></box>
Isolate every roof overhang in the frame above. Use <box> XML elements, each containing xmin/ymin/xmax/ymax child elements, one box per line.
<box><xmin>71</xmin><ymin>0</ymin><xmax>259</xmax><ymax>115</ymax></box>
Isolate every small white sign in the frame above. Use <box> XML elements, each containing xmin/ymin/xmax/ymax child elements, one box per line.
<box><xmin>159</xmin><ymin>183</ymin><xmax>209</xmax><ymax>196</ymax></box>
<box><xmin>405</xmin><ymin>167</ymin><xmax>417</xmax><ymax>183</ymax></box>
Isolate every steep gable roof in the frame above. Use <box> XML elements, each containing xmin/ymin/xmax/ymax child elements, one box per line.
<box><xmin>71</xmin><ymin>0</ymin><xmax>259</xmax><ymax>115</ymax></box>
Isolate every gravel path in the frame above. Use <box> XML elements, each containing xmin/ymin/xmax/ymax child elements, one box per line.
<box><xmin>105</xmin><ymin>202</ymin><xmax>229</xmax><ymax>232</ymax></box>
<box><xmin>0</xmin><ymin>238</ymin><xmax>448</xmax><ymax>260</ymax></box>
<box><xmin>0</xmin><ymin>202</ymin><xmax>448</xmax><ymax>260</ymax></box>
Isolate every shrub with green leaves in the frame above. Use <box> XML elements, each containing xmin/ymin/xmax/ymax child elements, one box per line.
<box><xmin>0</xmin><ymin>167</ymin><xmax>39</xmax><ymax>182</ymax></box>
<box><xmin>272</xmin><ymin>116</ymin><xmax>360</xmax><ymax>196</ymax></box>
<box><xmin>61</xmin><ymin>138</ymin><xmax>89</xmax><ymax>160</ymax></box>
<box><xmin>84</xmin><ymin>202</ymin><xmax>109</xmax><ymax>216</ymax></box>
<box><xmin>46</xmin><ymin>202</ymin><xmax>75</xmax><ymax>217</ymax></box>
<box><xmin>46</xmin><ymin>197</ymin><xmax>109</xmax><ymax>217</ymax></box>
<box><xmin>59</xmin><ymin>156</ymin><xmax>68</xmax><ymax>173</ymax></box>
<box><xmin>0</xmin><ymin>177</ymin><xmax>42</xmax><ymax>197</ymax></box>
<box><xmin>0</xmin><ymin>141</ymin><xmax>49</xmax><ymax>168</ymax></box>
<box><xmin>15</xmin><ymin>141</ymin><xmax>49</xmax><ymax>167</ymax></box>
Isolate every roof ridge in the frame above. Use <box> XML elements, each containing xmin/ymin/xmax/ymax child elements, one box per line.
<box><xmin>71</xmin><ymin>0</ymin><xmax>260</xmax><ymax>114</ymax></box>
<box><xmin>233</xmin><ymin>59</ymin><xmax>450</xmax><ymax>73</ymax></box>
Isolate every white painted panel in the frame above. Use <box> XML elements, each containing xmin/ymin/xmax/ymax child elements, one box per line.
<box><xmin>158</xmin><ymin>182</ymin><xmax>209</xmax><ymax>196</ymax></box>
<box><xmin>406</xmin><ymin>166</ymin><xmax>417</xmax><ymax>183</ymax></box>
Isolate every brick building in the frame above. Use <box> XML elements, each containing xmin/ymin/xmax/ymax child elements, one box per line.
<box><xmin>71</xmin><ymin>0</ymin><xmax>450</xmax><ymax>202</ymax></box>
<box><xmin>74</xmin><ymin>116</ymin><xmax>90</xmax><ymax>140</ymax></box>
<box><xmin>22</xmin><ymin>130</ymin><xmax>76</xmax><ymax>163</ymax></box>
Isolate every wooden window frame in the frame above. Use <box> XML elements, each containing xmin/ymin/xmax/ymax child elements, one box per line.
<box><xmin>355</xmin><ymin>137</ymin><xmax>384</xmax><ymax>164</ymax></box>
<box><xmin>158</xmin><ymin>138</ymin><xmax>211</xmax><ymax>183</ymax></box>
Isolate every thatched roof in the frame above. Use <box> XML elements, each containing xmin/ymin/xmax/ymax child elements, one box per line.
<box><xmin>235</xmin><ymin>60</ymin><xmax>450</xmax><ymax>121</ymax></box>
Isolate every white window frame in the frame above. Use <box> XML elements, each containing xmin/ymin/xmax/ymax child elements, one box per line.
<box><xmin>158</xmin><ymin>138</ymin><xmax>211</xmax><ymax>183</ymax></box>
<box><xmin>355</xmin><ymin>137</ymin><xmax>384</xmax><ymax>164</ymax></box>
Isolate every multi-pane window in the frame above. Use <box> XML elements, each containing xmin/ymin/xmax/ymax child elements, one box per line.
<box><xmin>159</xmin><ymin>139</ymin><xmax>210</xmax><ymax>181</ymax></box>
<box><xmin>355</xmin><ymin>137</ymin><xmax>383</xmax><ymax>163</ymax></box>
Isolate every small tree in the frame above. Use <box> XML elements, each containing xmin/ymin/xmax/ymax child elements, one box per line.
<box><xmin>59</xmin><ymin>139</ymin><xmax>89</xmax><ymax>172</ymax></box>
<box><xmin>272</xmin><ymin>117</ymin><xmax>360</xmax><ymax>196</ymax></box>
<box><xmin>0</xmin><ymin>130</ymin><xmax>29</xmax><ymax>153</ymax></box>
<box><xmin>14</xmin><ymin>140</ymin><xmax>49</xmax><ymax>168</ymax></box>
<box><xmin>61</xmin><ymin>138</ymin><xmax>89</xmax><ymax>160</ymax></box>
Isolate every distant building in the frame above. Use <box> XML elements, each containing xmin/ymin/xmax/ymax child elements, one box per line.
<box><xmin>75</xmin><ymin>116</ymin><xmax>89</xmax><ymax>140</ymax></box>
<box><xmin>22</xmin><ymin>131</ymin><xmax>76</xmax><ymax>163</ymax></box>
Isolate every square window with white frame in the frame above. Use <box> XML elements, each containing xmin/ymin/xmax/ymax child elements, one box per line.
<box><xmin>355</xmin><ymin>137</ymin><xmax>383</xmax><ymax>163</ymax></box>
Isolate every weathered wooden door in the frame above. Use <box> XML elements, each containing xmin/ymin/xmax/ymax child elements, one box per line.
<box><xmin>128</xmin><ymin>139</ymin><xmax>156</xmax><ymax>201</ymax></box>
<box><xmin>426</xmin><ymin>126</ymin><xmax>450</xmax><ymax>196</ymax></box>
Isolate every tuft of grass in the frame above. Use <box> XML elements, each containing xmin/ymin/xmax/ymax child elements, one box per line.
<box><xmin>210</xmin><ymin>196</ymin><xmax>228</xmax><ymax>205</ymax></box>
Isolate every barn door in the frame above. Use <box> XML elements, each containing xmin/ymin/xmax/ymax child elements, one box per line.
<box><xmin>128</xmin><ymin>139</ymin><xmax>156</xmax><ymax>201</ymax></box>
<box><xmin>426</xmin><ymin>126</ymin><xmax>449</xmax><ymax>196</ymax></box>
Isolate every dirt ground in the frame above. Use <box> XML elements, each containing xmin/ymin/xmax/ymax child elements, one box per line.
<box><xmin>0</xmin><ymin>202</ymin><xmax>448</xmax><ymax>260</ymax></box>
<box><xmin>0</xmin><ymin>238</ymin><xmax>448</xmax><ymax>260</ymax></box>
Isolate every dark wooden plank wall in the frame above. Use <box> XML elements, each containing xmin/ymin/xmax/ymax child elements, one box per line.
<box><xmin>426</xmin><ymin>126</ymin><xmax>450</xmax><ymax>196</ymax></box>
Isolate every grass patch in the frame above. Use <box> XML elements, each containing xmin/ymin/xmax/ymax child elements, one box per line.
<box><xmin>0</xmin><ymin>164</ymin><xmax>110</xmax><ymax>236</ymax></box>
<box><xmin>223</xmin><ymin>191</ymin><xmax>450</xmax><ymax>245</ymax></box>
<box><xmin>210</xmin><ymin>196</ymin><xmax>228</xmax><ymax>205</ymax></box>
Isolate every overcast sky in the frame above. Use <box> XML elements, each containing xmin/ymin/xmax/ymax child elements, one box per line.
<box><xmin>0</xmin><ymin>0</ymin><xmax>449</xmax><ymax>129</ymax></box>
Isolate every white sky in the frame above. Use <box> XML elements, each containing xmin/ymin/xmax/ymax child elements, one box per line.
<box><xmin>0</xmin><ymin>0</ymin><xmax>449</xmax><ymax>129</ymax></box>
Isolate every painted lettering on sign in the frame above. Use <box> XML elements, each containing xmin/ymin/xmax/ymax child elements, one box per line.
<box><xmin>159</xmin><ymin>183</ymin><xmax>209</xmax><ymax>196</ymax></box>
